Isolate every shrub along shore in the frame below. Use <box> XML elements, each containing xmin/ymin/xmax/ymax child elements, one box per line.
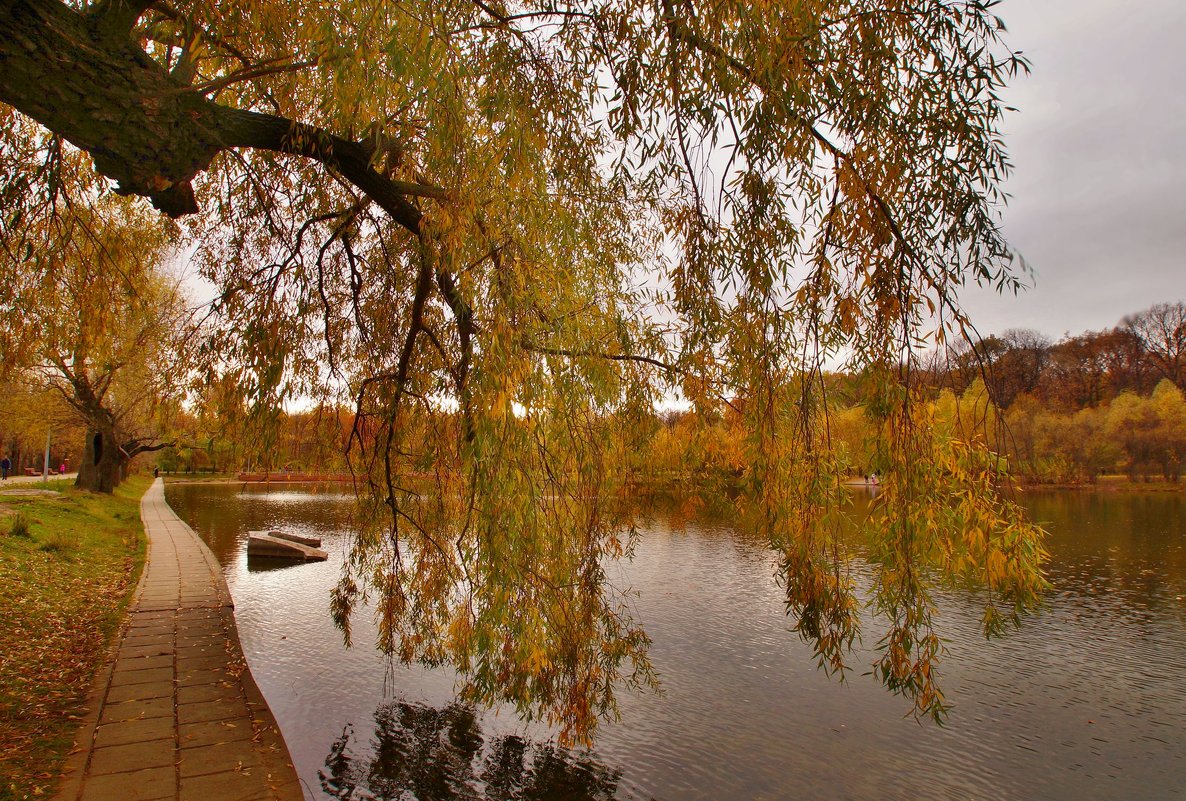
<box><xmin>0</xmin><ymin>475</ymin><xmax>148</xmax><ymax>801</ymax></box>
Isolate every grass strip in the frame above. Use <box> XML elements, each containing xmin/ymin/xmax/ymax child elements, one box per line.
<box><xmin>0</xmin><ymin>476</ymin><xmax>149</xmax><ymax>801</ymax></box>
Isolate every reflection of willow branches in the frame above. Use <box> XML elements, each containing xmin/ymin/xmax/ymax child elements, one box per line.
<box><xmin>318</xmin><ymin>699</ymin><xmax>626</xmax><ymax>801</ymax></box>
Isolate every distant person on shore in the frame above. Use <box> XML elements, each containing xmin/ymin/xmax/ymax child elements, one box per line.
<box><xmin>1</xmin><ymin>455</ymin><xmax>9</xmax><ymax>480</ymax></box>
<box><xmin>154</xmin><ymin>467</ymin><xmax>159</xmax><ymax>478</ymax></box>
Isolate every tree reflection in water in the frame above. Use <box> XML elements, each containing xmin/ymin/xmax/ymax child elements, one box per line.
<box><xmin>318</xmin><ymin>699</ymin><xmax>627</xmax><ymax>800</ymax></box>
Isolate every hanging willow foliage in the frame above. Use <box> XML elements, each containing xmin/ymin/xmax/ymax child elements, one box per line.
<box><xmin>0</xmin><ymin>0</ymin><xmax>1047</xmax><ymax>743</ymax></box>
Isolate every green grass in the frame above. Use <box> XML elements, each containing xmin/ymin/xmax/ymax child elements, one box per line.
<box><xmin>0</xmin><ymin>476</ymin><xmax>149</xmax><ymax>801</ymax></box>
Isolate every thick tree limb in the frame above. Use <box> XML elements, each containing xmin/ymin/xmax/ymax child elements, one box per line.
<box><xmin>0</xmin><ymin>0</ymin><xmax>443</xmax><ymax>230</ymax></box>
<box><xmin>123</xmin><ymin>437</ymin><xmax>174</xmax><ymax>457</ymax></box>
<box><xmin>436</xmin><ymin>268</ymin><xmax>476</xmax><ymax>441</ymax></box>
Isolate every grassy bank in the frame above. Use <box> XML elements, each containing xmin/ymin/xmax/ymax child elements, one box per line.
<box><xmin>0</xmin><ymin>476</ymin><xmax>149</xmax><ymax>801</ymax></box>
<box><xmin>1015</xmin><ymin>474</ymin><xmax>1186</xmax><ymax>492</ymax></box>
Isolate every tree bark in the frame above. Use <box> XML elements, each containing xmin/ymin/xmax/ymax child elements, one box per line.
<box><xmin>1</xmin><ymin>0</ymin><xmax>221</xmax><ymax>215</ymax></box>
<box><xmin>76</xmin><ymin>425</ymin><xmax>125</xmax><ymax>493</ymax></box>
<box><xmin>56</xmin><ymin>365</ymin><xmax>136</xmax><ymax>493</ymax></box>
<box><xmin>0</xmin><ymin>0</ymin><xmax>429</xmax><ymax>231</ymax></box>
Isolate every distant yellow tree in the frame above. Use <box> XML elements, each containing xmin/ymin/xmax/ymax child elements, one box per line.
<box><xmin>0</xmin><ymin>379</ymin><xmax>85</xmax><ymax>473</ymax></box>
<box><xmin>829</xmin><ymin>404</ymin><xmax>873</xmax><ymax>476</ymax></box>
<box><xmin>1152</xmin><ymin>380</ymin><xmax>1186</xmax><ymax>481</ymax></box>
<box><xmin>1106</xmin><ymin>393</ymin><xmax>1160</xmax><ymax>481</ymax></box>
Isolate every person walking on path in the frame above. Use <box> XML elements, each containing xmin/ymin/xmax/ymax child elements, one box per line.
<box><xmin>1</xmin><ymin>455</ymin><xmax>10</xmax><ymax>480</ymax></box>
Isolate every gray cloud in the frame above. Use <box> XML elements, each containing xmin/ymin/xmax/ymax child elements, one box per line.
<box><xmin>963</xmin><ymin>0</ymin><xmax>1186</xmax><ymax>338</ymax></box>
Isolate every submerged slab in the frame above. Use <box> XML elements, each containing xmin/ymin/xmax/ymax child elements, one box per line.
<box><xmin>265</xmin><ymin>529</ymin><xmax>322</xmax><ymax>547</ymax></box>
<box><xmin>246</xmin><ymin>531</ymin><xmax>328</xmax><ymax>562</ymax></box>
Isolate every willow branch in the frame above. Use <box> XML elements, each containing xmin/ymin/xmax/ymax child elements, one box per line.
<box><xmin>520</xmin><ymin>339</ymin><xmax>676</xmax><ymax>373</ymax></box>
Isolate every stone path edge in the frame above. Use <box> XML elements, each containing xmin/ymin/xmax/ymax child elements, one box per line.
<box><xmin>51</xmin><ymin>478</ymin><xmax>306</xmax><ymax>801</ymax></box>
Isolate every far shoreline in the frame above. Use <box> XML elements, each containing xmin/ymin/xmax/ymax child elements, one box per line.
<box><xmin>161</xmin><ymin>472</ymin><xmax>1186</xmax><ymax>494</ymax></box>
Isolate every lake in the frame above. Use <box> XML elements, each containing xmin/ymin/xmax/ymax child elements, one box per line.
<box><xmin>164</xmin><ymin>484</ymin><xmax>1186</xmax><ymax>800</ymax></box>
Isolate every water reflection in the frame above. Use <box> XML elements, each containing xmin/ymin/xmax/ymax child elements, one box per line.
<box><xmin>319</xmin><ymin>699</ymin><xmax>627</xmax><ymax>801</ymax></box>
<box><xmin>1027</xmin><ymin>491</ymin><xmax>1186</xmax><ymax>613</ymax></box>
<box><xmin>246</xmin><ymin>558</ymin><xmax>304</xmax><ymax>573</ymax></box>
<box><xmin>166</xmin><ymin>482</ymin><xmax>356</xmax><ymax>567</ymax></box>
<box><xmin>166</xmin><ymin>483</ymin><xmax>1186</xmax><ymax>801</ymax></box>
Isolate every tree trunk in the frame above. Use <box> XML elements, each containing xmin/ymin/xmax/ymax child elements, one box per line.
<box><xmin>76</xmin><ymin>426</ymin><xmax>126</xmax><ymax>493</ymax></box>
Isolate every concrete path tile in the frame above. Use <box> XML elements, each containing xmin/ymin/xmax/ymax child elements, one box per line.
<box><xmin>89</xmin><ymin>739</ymin><xmax>174</xmax><ymax>775</ymax></box>
<box><xmin>177</xmin><ymin>698</ymin><xmax>251</xmax><ymax>726</ymax></box>
<box><xmin>105</xmin><ymin>681</ymin><xmax>174</xmax><ymax>704</ymax></box>
<box><xmin>114</xmin><ymin>654</ymin><xmax>173</xmax><ymax>672</ymax></box>
<box><xmin>93</xmin><ymin>717</ymin><xmax>174</xmax><ymax>749</ymax></box>
<box><xmin>176</xmin><ymin>667</ymin><xmax>235</xmax><ymax>686</ymax></box>
<box><xmin>107</xmin><ymin>666</ymin><xmax>173</xmax><ymax>688</ymax></box>
<box><xmin>178</xmin><ymin>771</ymin><xmax>271</xmax><ymax>801</ymax></box>
<box><xmin>125</xmin><ymin>624</ymin><xmax>174</xmax><ymax>638</ymax></box>
<box><xmin>177</xmin><ymin>683</ymin><xmax>241</xmax><ymax>705</ymax></box>
<box><xmin>178</xmin><ymin>719</ymin><xmax>254</xmax><ymax>748</ymax></box>
<box><xmin>119</xmin><ymin>643</ymin><xmax>175</xmax><ymax>659</ymax></box>
<box><xmin>122</xmin><ymin>632</ymin><xmax>175</xmax><ymax>648</ymax></box>
<box><xmin>178</xmin><ymin>741</ymin><xmax>263</xmax><ymax>778</ymax></box>
<box><xmin>79</xmin><ymin>766</ymin><xmax>174</xmax><ymax>801</ymax></box>
<box><xmin>128</xmin><ymin>613</ymin><xmax>174</xmax><ymax>626</ymax></box>
<box><xmin>175</xmin><ymin>654</ymin><xmax>232</xmax><ymax>672</ymax></box>
<box><xmin>174</xmin><ymin>631</ymin><xmax>223</xmax><ymax>644</ymax></box>
<box><xmin>99</xmin><ymin>696</ymin><xmax>174</xmax><ymax>724</ymax></box>
<box><xmin>176</xmin><ymin>643</ymin><xmax>226</xmax><ymax>659</ymax></box>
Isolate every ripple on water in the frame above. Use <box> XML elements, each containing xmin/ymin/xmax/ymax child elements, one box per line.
<box><xmin>165</xmin><ymin>485</ymin><xmax>1186</xmax><ymax>801</ymax></box>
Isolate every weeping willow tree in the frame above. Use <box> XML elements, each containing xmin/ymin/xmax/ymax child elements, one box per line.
<box><xmin>0</xmin><ymin>0</ymin><xmax>1048</xmax><ymax>742</ymax></box>
<box><xmin>0</xmin><ymin>130</ymin><xmax>187</xmax><ymax>492</ymax></box>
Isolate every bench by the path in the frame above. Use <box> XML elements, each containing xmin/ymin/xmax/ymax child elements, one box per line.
<box><xmin>53</xmin><ymin>478</ymin><xmax>304</xmax><ymax>801</ymax></box>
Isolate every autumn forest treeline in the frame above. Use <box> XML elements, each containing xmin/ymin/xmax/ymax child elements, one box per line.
<box><xmin>6</xmin><ymin>303</ymin><xmax>1179</xmax><ymax>486</ymax></box>
<box><xmin>61</xmin><ymin>300</ymin><xmax>1179</xmax><ymax>488</ymax></box>
<box><xmin>932</xmin><ymin>300</ymin><xmax>1186</xmax><ymax>483</ymax></box>
<box><xmin>651</xmin><ymin>302</ymin><xmax>1186</xmax><ymax>487</ymax></box>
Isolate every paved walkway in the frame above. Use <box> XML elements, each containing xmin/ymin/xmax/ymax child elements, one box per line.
<box><xmin>0</xmin><ymin>471</ymin><xmax>78</xmax><ymax>485</ymax></box>
<box><xmin>53</xmin><ymin>479</ymin><xmax>304</xmax><ymax>801</ymax></box>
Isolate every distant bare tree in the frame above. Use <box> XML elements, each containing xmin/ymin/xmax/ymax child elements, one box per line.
<box><xmin>987</xmin><ymin>328</ymin><xmax>1051</xmax><ymax>406</ymax></box>
<box><xmin>1124</xmin><ymin>302</ymin><xmax>1186</xmax><ymax>388</ymax></box>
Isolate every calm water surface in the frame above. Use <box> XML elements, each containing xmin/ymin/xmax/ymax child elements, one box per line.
<box><xmin>165</xmin><ymin>484</ymin><xmax>1186</xmax><ymax>800</ymax></box>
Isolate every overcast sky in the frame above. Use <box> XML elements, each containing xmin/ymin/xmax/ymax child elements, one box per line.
<box><xmin>178</xmin><ymin>1</ymin><xmax>1183</xmax><ymax>345</ymax></box>
<box><xmin>960</xmin><ymin>0</ymin><xmax>1186</xmax><ymax>340</ymax></box>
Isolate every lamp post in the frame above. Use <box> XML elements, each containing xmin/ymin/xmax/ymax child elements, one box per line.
<box><xmin>42</xmin><ymin>429</ymin><xmax>50</xmax><ymax>482</ymax></box>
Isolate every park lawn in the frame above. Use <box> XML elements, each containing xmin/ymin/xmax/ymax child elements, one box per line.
<box><xmin>0</xmin><ymin>476</ymin><xmax>149</xmax><ymax>801</ymax></box>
